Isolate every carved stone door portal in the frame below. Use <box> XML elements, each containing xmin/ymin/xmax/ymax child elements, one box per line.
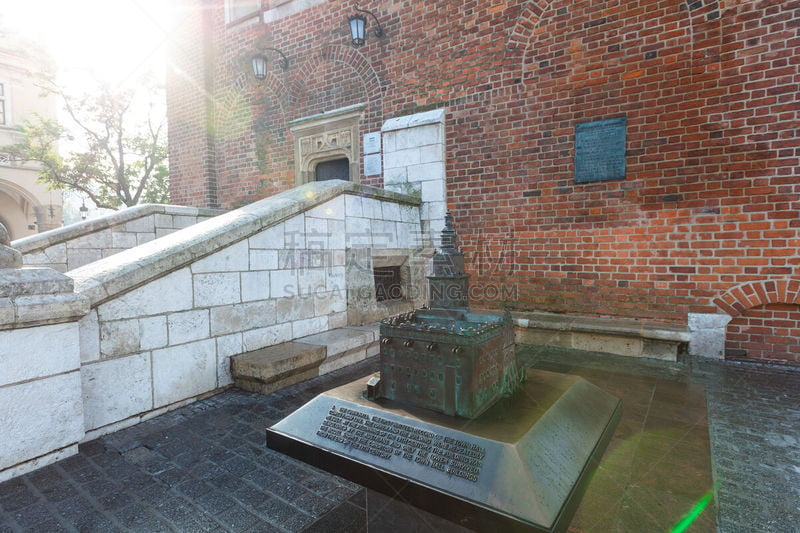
<box><xmin>288</xmin><ymin>104</ymin><xmax>364</xmax><ymax>186</ymax></box>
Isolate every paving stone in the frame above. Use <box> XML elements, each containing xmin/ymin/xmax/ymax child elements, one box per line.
<box><xmin>0</xmin><ymin>487</ymin><xmax>38</xmax><ymax>513</ymax></box>
<box><xmin>1</xmin><ymin>351</ymin><xmax>798</xmax><ymax>531</ymax></box>
<box><xmin>53</xmin><ymin>495</ymin><xmax>96</xmax><ymax>524</ymax></box>
<box><xmin>26</xmin><ymin>517</ymin><xmax>71</xmax><ymax>532</ymax></box>
<box><xmin>78</xmin><ymin>439</ymin><xmax>106</xmax><ymax>457</ymax></box>
<box><xmin>195</xmin><ymin>490</ymin><xmax>238</xmax><ymax>516</ymax></box>
<box><xmin>302</xmin><ymin>499</ymin><xmax>366</xmax><ymax>533</ymax></box>
<box><xmin>38</xmin><ymin>481</ymin><xmax>75</xmax><ymax>504</ymax></box>
<box><xmin>12</xmin><ymin>501</ymin><xmax>54</xmax><ymax>529</ymax></box>
<box><xmin>175</xmin><ymin>478</ymin><xmax>213</xmax><ymax>500</ymax></box>
<box><xmin>254</xmin><ymin>494</ymin><xmax>314</xmax><ymax>531</ymax></box>
<box><xmin>73</xmin><ymin>511</ymin><xmax>120</xmax><ymax>532</ymax></box>
<box><xmin>215</xmin><ymin>503</ymin><xmax>260</xmax><ymax>531</ymax></box>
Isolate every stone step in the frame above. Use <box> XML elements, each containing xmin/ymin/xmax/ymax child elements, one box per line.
<box><xmin>231</xmin><ymin>324</ymin><xmax>380</xmax><ymax>394</ymax></box>
<box><xmin>232</xmin><ymin>342</ymin><xmax>326</xmax><ymax>395</ymax></box>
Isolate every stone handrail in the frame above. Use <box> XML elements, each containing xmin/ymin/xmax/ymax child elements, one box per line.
<box><xmin>69</xmin><ymin>180</ymin><xmax>420</xmax><ymax>308</ymax></box>
<box><xmin>12</xmin><ymin>203</ymin><xmax>224</xmax><ymax>254</ymax></box>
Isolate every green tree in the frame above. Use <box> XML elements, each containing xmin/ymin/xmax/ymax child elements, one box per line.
<box><xmin>2</xmin><ymin>76</ymin><xmax>168</xmax><ymax>210</ymax></box>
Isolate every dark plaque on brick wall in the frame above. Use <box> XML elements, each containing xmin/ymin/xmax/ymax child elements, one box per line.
<box><xmin>574</xmin><ymin>116</ymin><xmax>627</xmax><ymax>183</ymax></box>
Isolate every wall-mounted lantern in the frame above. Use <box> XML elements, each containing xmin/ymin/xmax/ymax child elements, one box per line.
<box><xmin>251</xmin><ymin>47</ymin><xmax>289</xmax><ymax>80</ymax></box>
<box><xmin>348</xmin><ymin>4</ymin><xmax>384</xmax><ymax>47</ymax></box>
<box><xmin>79</xmin><ymin>198</ymin><xmax>89</xmax><ymax>220</ymax></box>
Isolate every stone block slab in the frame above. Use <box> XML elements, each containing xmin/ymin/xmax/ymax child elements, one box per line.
<box><xmin>193</xmin><ymin>272</ymin><xmax>241</xmax><ymax>307</ymax></box>
<box><xmin>0</xmin><ymin>371</ymin><xmax>84</xmax><ymax>476</ymax></box>
<box><xmin>79</xmin><ymin>309</ymin><xmax>100</xmax><ymax>363</ymax></box>
<box><xmin>100</xmin><ymin>318</ymin><xmax>141</xmax><ymax>358</ymax></box>
<box><xmin>0</xmin><ymin>268</ymin><xmax>74</xmax><ymax>298</ymax></box>
<box><xmin>272</xmin><ymin>297</ymin><xmax>312</xmax><ymax>327</ymax></box>
<box><xmin>0</xmin><ymin>322</ymin><xmax>80</xmax><ymax>387</ymax></box>
<box><xmin>111</xmin><ymin>232</ymin><xmax>139</xmax><ymax>249</ymax></box>
<box><xmin>381</xmin><ymin>108</ymin><xmax>445</xmax><ymax>132</ymax></box>
<box><xmin>292</xmin><ymin>316</ymin><xmax>328</xmax><ymax>339</ymax></box>
<box><xmin>123</xmin><ymin>216</ymin><xmax>155</xmax><ymax>233</ymax></box>
<box><xmin>572</xmin><ymin>332</ymin><xmax>644</xmax><ymax>358</ymax></box>
<box><xmin>307</xmin><ymin>196</ymin><xmax>345</xmax><ymax>220</ymax></box>
<box><xmin>242</xmin><ymin>322</ymin><xmax>293</xmax><ymax>351</ymax></box>
<box><xmin>248</xmin><ymin>223</ymin><xmax>284</xmax><ymax>249</ymax></box>
<box><xmin>168</xmin><ymin>309</ymin><xmax>210</xmax><ymax>345</ymax></box>
<box><xmin>216</xmin><ymin>333</ymin><xmax>243</xmax><ymax>387</ymax></box>
<box><xmin>235</xmin><ymin>368</ymin><xmax>320</xmax><ymax>395</ymax></box>
<box><xmin>191</xmin><ymin>240</ymin><xmax>250</xmax><ymax>273</ymax></box>
<box><xmin>318</xmin><ymin>344</ymin><xmax>373</xmax><ymax>375</ymax></box>
<box><xmin>152</xmin><ymin>339</ymin><xmax>217</xmax><ymax>407</ymax></box>
<box><xmin>231</xmin><ymin>341</ymin><xmax>325</xmax><ymax>385</ymax></box>
<box><xmin>82</xmin><ymin>353</ymin><xmax>153</xmax><ymax>431</ymax></box>
<box><xmin>97</xmin><ymin>268</ymin><xmax>193</xmax><ymax>321</ymax></box>
<box><xmin>296</xmin><ymin>326</ymin><xmax>377</xmax><ymax>356</ymax></box>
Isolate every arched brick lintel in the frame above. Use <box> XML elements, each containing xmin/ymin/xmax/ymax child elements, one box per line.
<box><xmin>505</xmin><ymin>0</ymin><xmax>722</xmax><ymax>61</ymax></box>
<box><xmin>288</xmin><ymin>45</ymin><xmax>384</xmax><ymax>120</ymax></box>
<box><xmin>714</xmin><ymin>279</ymin><xmax>800</xmax><ymax>318</ymax></box>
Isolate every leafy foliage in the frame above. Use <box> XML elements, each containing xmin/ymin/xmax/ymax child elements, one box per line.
<box><xmin>2</xmin><ymin>75</ymin><xmax>168</xmax><ymax>210</ymax></box>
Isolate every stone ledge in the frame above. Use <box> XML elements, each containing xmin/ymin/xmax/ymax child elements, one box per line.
<box><xmin>12</xmin><ymin>204</ymin><xmax>225</xmax><ymax>255</ymax></box>
<box><xmin>0</xmin><ymin>268</ymin><xmax>89</xmax><ymax>329</ymax></box>
<box><xmin>513</xmin><ymin>311</ymin><xmax>690</xmax><ymax>361</ymax></box>
<box><xmin>68</xmin><ymin>181</ymin><xmax>421</xmax><ymax>308</ymax></box>
<box><xmin>382</xmin><ymin>108</ymin><xmax>446</xmax><ymax>132</ymax></box>
<box><xmin>231</xmin><ymin>323</ymin><xmax>381</xmax><ymax>395</ymax></box>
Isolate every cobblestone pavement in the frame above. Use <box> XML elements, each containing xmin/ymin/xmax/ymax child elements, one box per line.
<box><xmin>0</xmin><ymin>360</ymin><xmax>377</xmax><ymax>533</ymax></box>
<box><xmin>1</xmin><ymin>349</ymin><xmax>798</xmax><ymax>532</ymax></box>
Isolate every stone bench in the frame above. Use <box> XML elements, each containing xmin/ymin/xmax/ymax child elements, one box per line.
<box><xmin>231</xmin><ymin>324</ymin><xmax>380</xmax><ymax>394</ymax></box>
<box><xmin>513</xmin><ymin>311</ymin><xmax>690</xmax><ymax>361</ymax></box>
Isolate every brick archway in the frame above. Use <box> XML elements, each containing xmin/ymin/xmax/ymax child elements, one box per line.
<box><xmin>714</xmin><ymin>279</ymin><xmax>800</xmax><ymax>363</ymax></box>
<box><xmin>714</xmin><ymin>279</ymin><xmax>800</xmax><ymax>318</ymax></box>
<box><xmin>288</xmin><ymin>45</ymin><xmax>384</xmax><ymax>125</ymax></box>
<box><xmin>504</xmin><ymin>0</ymin><xmax>722</xmax><ymax>80</ymax></box>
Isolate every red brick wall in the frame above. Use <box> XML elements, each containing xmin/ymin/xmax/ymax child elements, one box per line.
<box><xmin>167</xmin><ymin>0</ymin><xmax>800</xmax><ymax>340</ymax></box>
<box><xmin>727</xmin><ymin>303</ymin><xmax>800</xmax><ymax>363</ymax></box>
<box><xmin>167</xmin><ymin>0</ymin><xmax>220</xmax><ymax>208</ymax></box>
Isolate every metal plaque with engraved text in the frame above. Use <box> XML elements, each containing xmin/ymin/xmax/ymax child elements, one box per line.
<box><xmin>317</xmin><ymin>405</ymin><xmax>485</xmax><ymax>482</ymax></box>
<box><xmin>574</xmin><ymin>116</ymin><xmax>627</xmax><ymax>183</ymax></box>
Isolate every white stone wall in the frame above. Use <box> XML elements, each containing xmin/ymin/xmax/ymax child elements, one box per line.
<box><xmin>0</xmin><ymin>322</ymin><xmax>84</xmax><ymax>482</ymax></box>
<box><xmin>382</xmin><ymin>109</ymin><xmax>447</xmax><ymax>247</ymax></box>
<box><xmin>15</xmin><ymin>205</ymin><xmax>221</xmax><ymax>272</ymax></box>
<box><xmin>79</xmin><ymin>191</ymin><xmax>422</xmax><ymax>437</ymax></box>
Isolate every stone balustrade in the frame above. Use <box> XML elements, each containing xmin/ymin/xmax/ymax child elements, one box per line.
<box><xmin>0</xmin><ymin>180</ymin><xmax>423</xmax><ymax>481</ymax></box>
<box><xmin>69</xmin><ymin>180</ymin><xmax>423</xmax><ymax>439</ymax></box>
<box><xmin>12</xmin><ymin>204</ymin><xmax>223</xmax><ymax>272</ymax></box>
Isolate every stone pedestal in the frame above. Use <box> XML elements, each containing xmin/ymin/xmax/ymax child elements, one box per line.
<box><xmin>267</xmin><ymin>369</ymin><xmax>620</xmax><ymax>532</ymax></box>
<box><xmin>0</xmin><ymin>231</ymin><xmax>89</xmax><ymax>481</ymax></box>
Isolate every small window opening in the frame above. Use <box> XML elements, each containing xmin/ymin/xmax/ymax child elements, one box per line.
<box><xmin>315</xmin><ymin>158</ymin><xmax>350</xmax><ymax>181</ymax></box>
<box><xmin>375</xmin><ymin>266</ymin><xmax>403</xmax><ymax>301</ymax></box>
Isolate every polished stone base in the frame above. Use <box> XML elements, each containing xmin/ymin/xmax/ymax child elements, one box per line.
<box><xmin>267</xmin><ymin>369</ymin><xmax>621</xmax><ymax>532</ymax></box>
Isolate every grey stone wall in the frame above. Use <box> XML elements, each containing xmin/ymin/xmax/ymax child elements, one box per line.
<box><xmin>71</xmin><ymin>182</ymin><xmax>422</xmax><ymax>439</ymax></box>
<box><xmin>13</xmin><ymin>204</ymin><xmax>223</xmax><ymax>272</ymax></box>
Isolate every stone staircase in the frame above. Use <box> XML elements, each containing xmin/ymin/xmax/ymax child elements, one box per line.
<box><xmin>231</xmin><ymin>324</ymin><xmax>380</xmax><ymax>394</ymax></box>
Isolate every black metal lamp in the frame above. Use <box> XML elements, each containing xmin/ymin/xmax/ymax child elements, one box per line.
<box><xmin>79</xmin><ymin>199</ymin><xmax>89</xmax><ymax>220</ymax></box>
<box><xmin>348</xmin><ymin>4</ymin><xmax>383</xmax><ymax>47</ymax></box>
<box><xmin>251</xmin><ymin>47</ymin><xmax>289</xmax><ymax>80</ymax></box>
